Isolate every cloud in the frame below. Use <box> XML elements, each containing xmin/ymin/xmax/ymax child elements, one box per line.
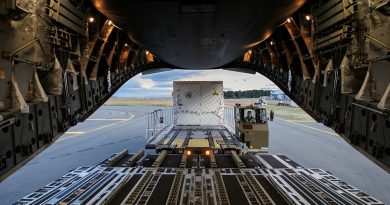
<box><xmin>124</xmin><ymin>74</ymin><xmax>156</xmax><ymax>89</ymax></box>
<box><xmin>114</xmin><ymin>87</ymin><xmax>172</xmax><ymax>98</ymax></box>
<box><xmin>113</xmin><ymin>69</ymin><xmax>278</xmax><ymax>98</ymax></box>
<box><xmin>178</xmin><ymin>69</ymin><xmax>275</xmax><ymax>91</ymax></box>
<box><xmin>138</xmin><ymin>78</ymin><xmax>155</xmax><ymax>89</ymax></box>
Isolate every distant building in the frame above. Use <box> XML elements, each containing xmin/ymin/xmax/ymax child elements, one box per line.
<box><xmin>270</xmin><ymin>89</ymin><xmax>290</xmax><ymax>101</ymax></box>
<box><xmin>260</xmin><ymin>85</ymin><xmax>290</xmax><ymax>101</ymax></box>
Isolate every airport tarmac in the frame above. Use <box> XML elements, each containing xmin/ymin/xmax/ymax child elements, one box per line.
<box><xmin>0</xmin><ymin>106</ymin><xmax>389</xmax><ymax>204</ymax></box>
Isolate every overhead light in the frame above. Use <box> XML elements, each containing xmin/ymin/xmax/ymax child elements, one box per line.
<box><xmin>287</xmin><ymin>18</ymin><xmax>291</xmax><ymax>23</ymax></box>
<box><xmin>305</xmin><ymin>15</ymin><xmax>311</xmax><ymax>21</ymax></box>
<box><xmin>270</xmin><ymin>41</ymin><xmax>274</xmax><ymax>45</ymax></box>
<box><xmin>205</xmin><ymin>150</ymin><xmax>210</xmax><ymax>156</ymax></box>
<box><xmin>124</xmin><ymin>43</ymin><xmax>128</xmax><ymax>47</ymax></box>
<box><xmin>186</xmin><ymin>150</ymin><xmax>191</xmax><ymax>156</ymax></box>
<box><xmin>243</xmin><ymin>49</ymin><xmax>253</xmax><ymax>62</ymax></box>
<box><xmin>145</xmin><ymin>50</ymin><xmax>154</xmax><ymax>62</ymax></box>
<box><xmin>107</xmin><ymin>20</ymin><xmax>113</xmax><ymax>26</ymax></box>
<box><xmin>88</xmin><ymin>17</ymin><xmax>95</xmax><ymax>23</ymax></box>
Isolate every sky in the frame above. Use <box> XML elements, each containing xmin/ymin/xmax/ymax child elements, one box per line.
<box><xmin>113</xmin><ymin>69</ymin><xmax>278</xmax><ymax>98</ymax></box>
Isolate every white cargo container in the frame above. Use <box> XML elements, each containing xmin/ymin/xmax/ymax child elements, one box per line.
<box><xmin>173</xmin><ymin>81</ymin><xmax>224</xmax><ymax>126</ymax></box>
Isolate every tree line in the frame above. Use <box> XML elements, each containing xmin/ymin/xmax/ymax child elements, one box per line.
<box><xmin>224</xmin><ymin>90</ymin><xmax>271</xmax><ymax>99</ymax></box>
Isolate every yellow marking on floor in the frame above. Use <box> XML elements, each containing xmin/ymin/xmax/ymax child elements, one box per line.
<box><xmin>188</xmin><ymin>139</ymin><xmax>209</xmax><ymax>147</ymax></box>
<box><xmin>57</xmin><ymin>114</ymin><xmax>135</xmax><ymax>142</ymax></box>
<box><xmin>278</xmin><ymin>118</ymin><xmax>339</xmax><ymax>136</ymax></box>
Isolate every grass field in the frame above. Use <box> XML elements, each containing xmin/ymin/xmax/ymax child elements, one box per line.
<box><xmin>105</xmin><ymin>98</ymin><xmax>313</xmax><ymax>120</ymax></box>
<box><xmin>105</xmin><ymin>98</ymin><xmax>172</xmax><ymax>107</ymax></box>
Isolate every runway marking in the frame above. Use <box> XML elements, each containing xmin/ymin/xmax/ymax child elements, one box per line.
<box><xmin>58</xmin><ymin>114</ymin><xmax>135</xmax><ymax>142</ymax></box>
<box><xmin>65</xmin><ymin>131</ymin><xmax>85</xmax><ymax>134</ymax></box>
<box><xmin>277</xmin><ymin>118</ymin><xmax>339</xmax><ymax>136</ymax></box>
<box><xmin>49</xmin><ymin>153</ymin><xmax>71</xmax><ymax>159</ymax></box>
<box><xmin>86</xmin><ymin>118</ymin><xmax>130</xmax><ymax>121</ymax></box>
<box><xmin>118</xmin><ymin>138</ymin><xmax>132</xmax><ymax>142</ymax></box>
<box><xmin>286</xmin><ymin>119</ymin><xmax>316</xmax><ymax>123</ymax></box>
<box><xmin>77</xmin><ymin>148</ymin><xmax>94</xmax><ymax>152</ymax></box>
<box><xmin>27</xmin><ymin>161</ymin><xmax>40</xmax><ymax>166</ymax></box>
<box><xmin>100</xmin><ymin>142</ymin><xmax>114</xmax><ymax>146</ymax></box>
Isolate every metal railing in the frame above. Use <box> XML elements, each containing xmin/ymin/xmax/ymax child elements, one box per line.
<box><xmin>146</xmin><ymin>107</ymin><xmax>236</xmax><ymax>142</ymax></box>
<box><xmin>146</xmin><ymin>108</ymin><xmax>173</xmax><ymax>142</ymax></box>
<box><xmin>224</xmin><ymin>107</ymin><xmax>236</xmax><ymax>131</ymax></box>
